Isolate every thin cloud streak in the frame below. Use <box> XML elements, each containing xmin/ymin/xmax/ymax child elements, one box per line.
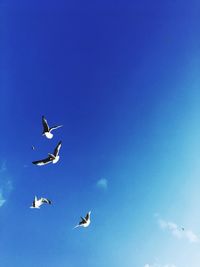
<box><xmin>144</xmin><ymin>264</ymin><xmax>177</xmax><ymax>267</ymax></box>
<box><xmin>0</xmin><ymin>160</ymin><xmax>13</xmax><ymax>208</ymax></box>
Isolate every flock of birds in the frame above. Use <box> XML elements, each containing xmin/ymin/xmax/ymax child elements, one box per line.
<box><xmin>30</xmin><ymin>116</ymin><xmax>91</xmax><ymax>229</ymax></box>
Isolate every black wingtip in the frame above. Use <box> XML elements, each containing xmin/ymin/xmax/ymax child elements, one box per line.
<box><xmin>32</xmin><ymin>161</ymin><xmax>38</xmax><ymax>165</ymax></box>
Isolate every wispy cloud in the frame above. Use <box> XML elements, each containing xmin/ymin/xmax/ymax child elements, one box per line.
<box><xmin>144</xmin><ymin>264</ymin><xmax>177</xmax><ymax>267</ymax></box>
<box><xmin>0</xmin><ymin>160</ymin><xmax>13</xmax><ymax>208</ymax></box>
<box><xmin>0</xmin><ymin>160</ymin><xmax>7</xmax><ymax>173</ymax></box>
<box><xmin>156</xmin><ymin>215</ymin><xmax>199</xmax><ymax>243</ymax></box>
<box><xmin>96</xmin><ymin>178</ymin><xmax>108</xmax><ymax>190</ymax></box>
<box><xmin>0</xmin><ymin>190</ymin><xmax>6</xmax><ymax>207</ymax></box>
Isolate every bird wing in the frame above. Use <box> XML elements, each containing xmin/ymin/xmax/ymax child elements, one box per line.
<box><xmin>85</xmin><ymin>212</ymin><xmax>90</xmax><ymax>221</ymax></box>
<box><xmin>42</xmin><ymin>116</ymin><xmax>50</xmax><ymax>132</ymax></box>
<box><xmin>80</xmin><ymin>217</ymin><xmax>87</xmax><ymax>224</ymax></box>
<box><xmin>32</xmin><ymin>156</ymin><xmax>52</xmax><ymax>166</ymax></box>
<box><xmin>50</xmin><ymin>125</ymin><xmax>63</xmax><ymax>132</ymax></box>
<box><xmin>53</xmin><ymin>141</ymin><xmax>62</xmax><ymax>157</ymax></box>
<box><xmin>73</xmin><ymin>224</ymin><xmax>80</xmax><ymax>229</ymax></box>
<box><xmin>32</xmin><ymin>196</ymin><xmax>38</xmax><ymax>206</ymax></box>
<box><xmin>41</xmin><ymin>198</ymin><xmax>51</xmax><ymax>204</ymax></box>
<box><xmin>74</xmin><ymin>217</ymin><xmax>86</xmax><ymax>229</ymax></box>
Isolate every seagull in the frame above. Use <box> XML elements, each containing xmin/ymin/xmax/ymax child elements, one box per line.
<box><xmin>32</xmin><ymin>141</ymin><xmax>62</xmax><ymax>166</ymax></box>
<box><xmin>30</xmin><ymin>196</ymin><xmax>52</xmax><ymax>209</ymax></box>
<box><xmin>74</xmin><ymin>211</ymin><xmax>91</xmax><ymax>229</ymax></box>
<box><xmin>42</xmin><ymin>115</ymin><xmax>63</xmax><ymax>139</ymax></box>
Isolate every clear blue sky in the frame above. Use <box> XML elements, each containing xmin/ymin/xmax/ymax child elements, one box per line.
<box><xmin>1</xmin><ymin>1</ymin><xmax>200</xmax><ymax>267</ymax></box>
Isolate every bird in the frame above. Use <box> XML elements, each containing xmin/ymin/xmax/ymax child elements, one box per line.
<box><xmin>31</xmin><ymin>145</ymin><xmax>35</xmax><ymax>150</ymax></box>
<box><xmin>30</xmin><ymin>196</ymin><xmax>52</xmax><ymax>209</ymax></box>
<box><xmin>74</xmin><ymin>211</ymin><xmax>91</xmax><ymax>229</ymax></box>
<box><xmin>42</xmin><ymin>115</ymin><xmax>63</xmax><ymax>139</ymax></box>
<box><xmin>32</xmin><ymin>141</ymin><xmax>62</xmax><ymax>166</ymax></box>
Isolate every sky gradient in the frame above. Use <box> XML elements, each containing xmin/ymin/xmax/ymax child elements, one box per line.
<box><xmin>1</xmin><ymin>0</ymin><xmax>200</xmax><ymax>266</ymax></box>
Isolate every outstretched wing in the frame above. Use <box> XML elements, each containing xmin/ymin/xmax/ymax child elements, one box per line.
<box><xmin>41</xmin><ymin>198</ymin><xmax>51</xmax><ymax>204</ymax></box>
<box><xmin>32</xmin><ymin>156</ymin><xmax>52</xmax><ymax>166</ymax></box>
<box><xmin>50</xmin><ymin>125</ymin><xmax>63</xmax><ymax>132</ymax></box>
<box><xmin>31</xmin><ymin>196</ymin><xmax>37</xmax><ymax>207</ymax></box>
<box><xmin>53</xmin><ymin>141</ymin><xmax>62</xmax><ymax>157</ymax></box>
<box><xmin>42</xmin><ymin>116</ymin><xmax>50</xmax><ymax>132</ymax></box>
<box><xmin>85</xmin><ymin>213</ymin><xmax>90</xmax><ymax>221</ymax></box>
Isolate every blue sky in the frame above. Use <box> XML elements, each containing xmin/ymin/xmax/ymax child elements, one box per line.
<box><xmin>1</xmin><ymin>0</ymin><xmax>200</xmax><ymax>266</ymax></box>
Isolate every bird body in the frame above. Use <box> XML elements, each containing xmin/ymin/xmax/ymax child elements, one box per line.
<box><xmin>42</xmin><ymin>116</ymin><xmax>62</xmax><ymax>139</ymax></box>
<box><xmin>52</xmin><ymin>156</ymin><xmax>60</xmax><ymax>164</ymax></box>
<box><xmin>44</xmin><ymin>132</ymin><xmax>53</xmax><ymax>139</ymax></box>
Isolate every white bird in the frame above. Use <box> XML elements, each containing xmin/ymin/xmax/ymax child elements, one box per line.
<box><xmin>32</xmin><ymin>141</ymin><xmax>62</xmax><ymax>166</ymax></box>
<box><xmin>42</xmin><ymin>115</ymin><xmax>63</xmax><ymax>139</ymax></box>
<box><xmin>30</xmin><ymin>196</ymin><xmax>52</xmax><ymax>209</ymax></box>
<box><xmin>74</xmin><ymin>211</ymin><xmax>91</xmax><ymax>229</ymax></box>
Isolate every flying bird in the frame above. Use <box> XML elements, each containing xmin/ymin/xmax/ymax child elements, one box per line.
<box><xmin>30</xmin><ymin>196</ymin><xmax>52</xmax><ymax>209</ymax></box>
<box><xmin>42</xmin><ymin>115</ymin><xmax>63</xmax><ymax>139</ymax></box>
<box><xmin>74</xmin><ymin>211</ymin><xmax>91</xmax><ymax>229</ymax></box>
<box><xmin>32</xmin><ymin>141</ymin><xmax>62</xmax><ymax>166</ymax></box>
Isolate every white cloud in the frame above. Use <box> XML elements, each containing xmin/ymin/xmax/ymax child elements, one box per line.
<box><xmin>96</xmin><ymin>178</ymin><xmax>108</xmax><ymax>190</ymax></box>
<box><xmin>144</xmin><ymin>263</ymin><xmax>177</xmax><ymax>267</ymax></box>
<box><xmin>157</xmin><ymin>216</ymin><xmax>199</xmax><ymax>243</ymax></box>
<box><xmin>185</xmin><ymin>230</ymin><xmax>199</xmax><ymax>243</ymax></box>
